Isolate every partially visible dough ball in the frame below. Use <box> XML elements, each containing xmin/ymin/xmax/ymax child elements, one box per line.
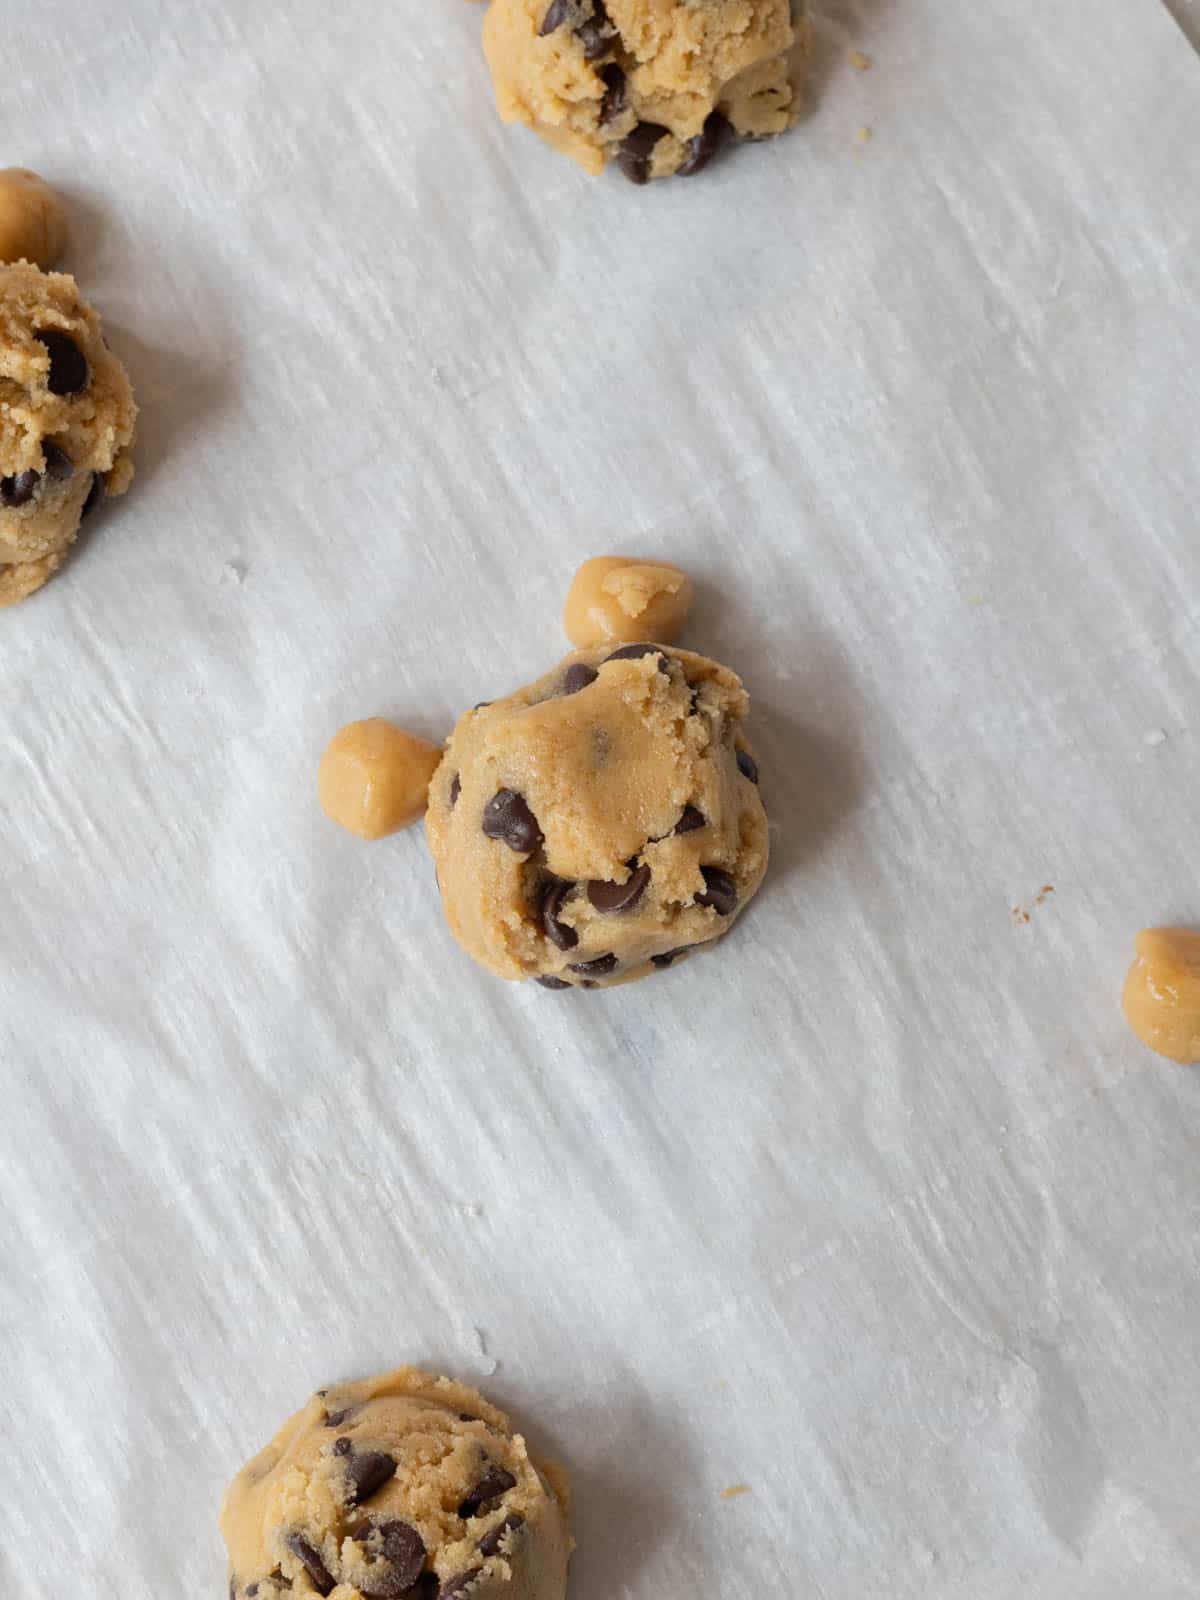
<box><xmin>1122</xmin><ymin>927</ymin><xmax>1200</xmax><ymax>1065</ymax></box>
<box><xmin>0</xmin><ymin>261</ymin><xmax>136</xmax><ymax>605</ymax></box>
<box><xmin>563</xmin><ymin>555</ymin><xmax>693</xmax><ymax>648</ymax></box>
<box><xmin>426</xmin><ymin>643</ymin><xmax>768</xmax><ymax>988</ymax></box>
<box><xmin>220</xmin><ymin>1366</ymin><xmax>572</xmax><ymax>1600</ymax></box>
<box><xmin>320</xmin><ymin>718</ymin><xmax>442</xmax><ymax>839</ymax></box>
<box><xmin>0</xmin><ymin>169</ymin><xmax>67</xmax><ymax>268</ymax></box>
<box><xmin>482</xmin><ymin>0</ymin><xmax>809</xmax><ymax>182</ymax></box>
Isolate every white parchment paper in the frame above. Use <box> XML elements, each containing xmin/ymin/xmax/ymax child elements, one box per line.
<box><xmin>3</xmin><ymin>1</ymin><xmax>1200</xmax><ymax>1595</ymax></box>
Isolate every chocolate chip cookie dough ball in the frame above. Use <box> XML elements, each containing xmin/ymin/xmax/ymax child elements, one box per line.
<box><xmin>0</xmin><ymin>261</ymin><xmax>136</xmax><ymax>605</ymax></box>
<box><xmin>0</xmin><ymin>168</ymin><xmax>67</xmax><ymax>268</ymax></box>
<box><xmin>221</xmin><ymin>1367</ymin><xmax>572</xmax><ymax>1600</ymax></box>
<box><xmin>482</xmin><ymin>0</ymin><xmax>809</xmax><ymax>182</ymax></box>
<box><xmin>426</xmin><ymin>643</ymin><xmax>768</xmax><ymax>988</ymax></box>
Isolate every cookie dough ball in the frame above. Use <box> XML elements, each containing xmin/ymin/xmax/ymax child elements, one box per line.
<box><xmin>320</xmin><ymin>719</ymin><xmax>442</xmax><ymax>839</ymax></box>
<box><xmin>0</xmin><ymin>169</ymin><xmax>67</xmax><ymax>268</ymax></box>
<box><xmin>482</xmin><ymin>0</ymin><xmax>809</xmax><ymax>182</ymax></box>
<box><xmin>563</xmin><ymin>555</ymin><xmax>693</xmax><ymax>648</ymax></box>
<box><xmin>1122</xmin><ymin>927</ymin><xmax>1200</xmax><ymax>1065</ymax></box>
<box><xmin>425</xmin><ymin>643</ymin><xmax>768</xmax><ymax>988</ymax></box>
<box><xmin>221</xmin><ymin>1366</ymin><xmax>572</xmax><ymax>1600</ymax></box>
<box><xmin>0</xmin><ymin>261</ymin><xmax>136</xmax><ymax>605</ymax></box>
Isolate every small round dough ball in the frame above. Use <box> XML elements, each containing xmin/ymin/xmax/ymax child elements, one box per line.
<box><xmin>220</xmin><ymin>1366</ymin><xmax>572</xmax><ymax>1600</ymax></box>
<box><xmin>319</xmin><ymin>718</ymin><xmax>442</xmax><ymax>839</ymax></box>
<box><xmin>563</xmin><ymin>555</ymin><xmax>694</xmax><ymax>648</ymax></box>
<box><xmin>482</xmin><ymin>0</ymin><xmax>810</xmax><ymax>182</ymax></box>
<box><xmin>0</xmin><ymin>260</ymin><xmax>136</xmax><ymax>605</ymax></box>
<box><xmin>0</xmin><ymin>169</ymin><xmax>67</xmax><ymax>268</ymax></box>
<box><xmin>426</xmin><ymin>643</ymin><xmax>768</xmax><ymax>988</ymax></box>
<box><xmin>1122</xmin><ymin>927</ymin><xmax>1200</xmax><ymax>1065</ymax></box>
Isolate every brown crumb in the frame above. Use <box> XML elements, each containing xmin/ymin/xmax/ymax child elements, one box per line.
<box><xmin>1035</xmin><ymin>885</ymin><xmax>1055</xmax><ymax>904</ymax></box>
<box><xmin>720</xmin><ymin>1484</ymin><xmax>751</xmax><ymax>1500</ymax></box>
<box><xmin>849</xmin><ymin>49</ymin><xmax>872</xmax><ymax>70</ymax></box>
<box><xmin>1011</xmin><ymin>907</ymin><xmax>1031</xmax><ymax>925</ymax></box>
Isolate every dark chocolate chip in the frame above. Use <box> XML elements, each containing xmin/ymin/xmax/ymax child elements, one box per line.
<box><xmin>651</xmin><ymin>947</ymin><xmax>689</xmax><ymax>969</ymax></box>
<box><xmin>603</xmin><ymin>642</ymin><xmax>670</xmax><ymax>669</ymax></box>
<box><xmin>333</xmin><ymin>1436</ymin><xmax>353</xmax><ymax>1456</ymax></box>
<box><xmin>561</xmin><ymin>662</ymin><xmax>598</xmax><ymax>696</ymax></box>
<box><xmin>599</xmin><ymin>63</ymin><xmax>627</xmax><ymax>124</ymax></box>
<box><xmin>35</xmin><ymin>329</ymin><xmax>89</xmax><ymax>395</ymax></box>
<box><xmin>676</xmin><ymin>111</ymin><xmax>729</xmax><ymax>178</ymax></box>
<box><xmin>481</xmin><ymin>788</ymin><xmax>543</xmax><ymax>854</ymax></box>
<box><xmin>347</xmin><ymin>1450</ymin><xmax>398</xmax><ymax>1505</ymax></box>
<box><xmin>695</xmin><ymin>866</ymin><xmax>737</xmax><ymax>916</ymax></box>
<box><xmin>449</xmin><ymin>774</ymin><xmax>461</xmax><ymax>808</ymax></box>
<box><xmin>458</xmin><ymin>1466</ymin><xmax>517</xmax><ymax>1519</ymax></box>
<box><xmin>538</xmin><ymin>0</ymin><xmax>571</xmax><ymax>34</ymax></box>
<box><xmin>458</xmin><ymin>1413</ymin><xmax>478</xmax><ymax>1423</ymax></box>
<box><xmin>0</xmin><ymin>470</ymin><xmax>39</xmax><ymax>508</ymax></box>
<box><xmin>540</xmin><ymin>878</ymin><xmax>579</xmax><ymax>950</ymax></box>
<box><xmin>438</xmin><ymin>1574</ymin><xmax>482</xmax><ymax>1600</ymax></box>
<box><xmin>42</xmin><ymin>439</ymin><xmax>73</xmax><ymax>479</ymax></box>
<box><xmin>324</xmin><ymin>1408</ymin><xmax>353</xmax><ymax>1428</ymax></box>
<box><xmin>283</xmin><ymin>1533</ymin><xmax>335</xmax><ymax>1597</ymax></box>
<box><xmin>587</xmin><ymin>861</ymin><xmax>650</xmax><ymax>912</ymax></box>
<box><xmin>569</xmin><ymin>953</ymin><xmax>618</xmax><ymax>977</ymax></box>
<box><xmin>358</xmin><ymin>1519</ymin><xmax>427</xmax><ymax>1597</ymax></box>
<box><xmin>412</xmin><ymin>1578</ymin><xmax>439</xmax><ymax>1599</ymax></box>
<box><xmin>478</xmin><ymin>1514</ymin><xmax>526</xmax><ymax>1558</ymax></box>
<box><xmin>674</xmin><ymin>805</ymin><xmax>705</xmax><ymax>834</ymax></box>
<box><xmin>536</xmin><ymin>975</ymin><xmax>572</xmax><ymax>990</ymax></box>
<box><xmin>736</xmin><ymin>748</ymin><xmax>759</xmax><ymax>784</ymax></box>
<box><xmin>80</xmin><ymin>473</ymin><xmax>103</xmax><ymax>519</ymax></box>
<box><xmin>616</xmin><ymin>123</ymin><xmax>669</xmax><ymax>185</ymax></box>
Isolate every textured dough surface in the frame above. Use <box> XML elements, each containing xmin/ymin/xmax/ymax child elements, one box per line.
<box><xmin>425</xmin><ymin>644</ymin><xmax>768</xmax><ymax>987</ymax></box>
<box><xmin>482</xmin><ymin>0</ymin><xmax>809</xmax><ymax>179</ymax></box>
<box><xmin>0</xmin><ymin>261</ymin><xmax>136</xmax><ymax>604</ymax></box>
<box><xmin>221</xmin><ymin>1366</ymin><xmax>571</xmax><ymax>1600</ymax></box>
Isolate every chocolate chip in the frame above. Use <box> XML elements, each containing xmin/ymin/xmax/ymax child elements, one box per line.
<box><xmin>569</xmin><ymin>953</ymin><xmax>618</xmax><ymax>977</ymax></box>
<box><xmin>346</xmin><ymin>1450</ymin><xmax>398</xmax><ymax>1505</ymax></box>
<box><xmin>536</xmin><ymin>974</ymin><xmax>572</xmax><ymax>990</ymax></box>
<box><xmin>695</xmin><ymin>866</ymin><xmax>737</xmax><ymax>916</ymax></box>
<box><xmin>736</xmin><ymin>749</ymin><xmax>759</xmax><ymax>784</ymax></box>
<box><xmin>358</xmin><ymin>1519</ymin><xmax>427</xmax><ymax>1597</ymax></box>
<box><xmin>438</xmin><ymin>1574</ymin><xmax>482</xmax><ymax>1600</ymax></box>
<box><xmin>0</xmin><ymin>470</ymin><xmax>39</xmax><ymax>508</ymax></box>
<box><xmin>538</xmin><ymin>0</ymin><xmax>571</xmax><ymax>34</ymax></box>
<box><xmin>412</xmin><ymin>1578</ymin><xmax>439</xmax><ymax>1599</ymax></box>
<box><xmin>674</xmin><ymin>805</ymin><xmax>705</xmax><ymax>835</ymax></box>
<box><xmin>561</xmin><ymin>663</ymin><xmax>598</xmax><ymax>696</ymax></box>
<box><xmin>473</xmin><ymin>701</ymin><xmax>493</xmax><ymax>711</ymax></box>
<box><xmin>481</xmin><ymin>789</ymin><xmax>543</xmax><ymax>854</ymax></box>
<box><xmin>458</xmin><ymin>1465</ymin><xmax>517</xmax><ymax>1519</ymax></box>
<box><xmin>577</xmin><ymin>0</ymin><xmax>616</xmax><ymax>57</ymax></box>
<box><xmin>677</xmin><ymin>111</ymin><xmax>728</xmax><ymax>178</ymax></box>
<box><xmin>651</xmin><ymin>947</ymin><xmax>689</xmax><ymax>968</ymax></box>
<box><xmin>616</xmin><ymin>123</ymin><xmax>669</xmax><ymax>185</ymax></box>
<box><xmin>604</xmin><ymin>642</ymin><xmax>669</xmax><ymax>669</ymax></box>
<box><xmin>80</xmin><ymin>473</ymin><xmax>103</xmax><ymax>519</ymax></box>
<box><xmin>283</xmin><ymin>1533</ymin><xmax>334</xmax><ymax>1597</ymax></box>
<box><xmin>449</xmin><ymin>774</ymin><xmax>461</xmax><ymax>808</ymax></box>
<box><xmin>245</xmin><ymin>1585</ymin><xmax>259</xmax><ymax>1598</ymax></box>
<box><xmin>324</xmin><ymin>1407</ymin><xmax>353</xmax><ymax>1428</ymax></box>
<box><xmin>35</xmin><ymin>329</ymin><xmax>89</xmax><ymax>395</ymax></box>
<box><xmin>598</xmin><ymin>63</ymin><xmax>627</xmax><ymax>124</ymax></box>
<box><xmin>587</xmin><ymin>861</ymin><xmax>650</xmax><ymax>912</ymax></box>
<box><xmin>458</xmin><ymin>1413</ymin><xmax>478</xmax><ymax>1423</ymax></box>
<box><xmin>478</xmin><ymin>1514</ymin><xmax>525</xmax><ymax>1558</ymax></box>
<box><xmin>333</xmin><ymin>1436</ymin><xmax>353</xmax><ymax>1455</ymax></box>
<box><xmin>539</xmin><ymin>878</ymin><xmax>579</xmax><ymax>950</ymax></box>
<box><xmin>42</xmin><ymin>440</ymin><xmax>73</xmax><ymax>479</ymax></box>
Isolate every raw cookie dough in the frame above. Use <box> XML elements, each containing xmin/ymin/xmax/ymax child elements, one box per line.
<box><xmin>1122</xmin><ymin>927</ymin><xmax>1200</xmax><ymax>1065</ymax></box>
<box><xmin>221</xmin><ymin>1366</ymin><xmax>572</xmax><ymax>1600</ymax></box>
<box><xmin>425</xmin><ymin>643</ymin><xmax>768</xmax><ymax>988</ymax></box>
<box><xmin>482</xmin><ymin>0</ymin><xmax>809</xmax><ymax>181</ymax></box>
<box><xmin>563</xmin><ymin>555</ymin><xmax>693</xmax><ymax>648</ymax></box>
<box><xmin>0</xmin><ymin>168</ymin><xmax>67</xmax><ymax>268</ymax></box>
<box><xmin>0</xmin><ymin>261</ymin><xmax>136</xmax><ymax>605</ymax></box>
<box><xmin>320</xmin><ymin>719</ymin><xmax>443</xmax><ymax>839</ymax></box>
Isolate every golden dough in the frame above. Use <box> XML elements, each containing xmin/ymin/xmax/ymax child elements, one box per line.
<box><xmin>1122</xmin><ymin>927</ymin><xmax>1200</xmax><ymax>1065</ymax></box>
<box><xmin>562</xmin><ymin>555</ymin><xmax>693</xmax><ymax>648</ymax></box>
<box><xmin>319</xmin><ymin>719</ymin><xmax>442</xmax><ymax>839</ymax></box>
<box><xmin>0</xmin><ymin>169</ymin><xmax>67</xmax><ymax>268</ymax></box>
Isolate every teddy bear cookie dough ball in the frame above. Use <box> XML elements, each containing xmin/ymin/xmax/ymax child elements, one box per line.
<box><xmin>563</xmin><ymin>555</ymin><xmax>693</xmax><ymax>648</ymax></box>
<box><xmin>482</xmin><ymin>0</ymin><xmax>809</xmax><ymax>182</ymax></box>
<box><xmin>221</xmin><ymin>1366</ymin><xmax>572</xmax><ymax>1600</ymax></box>
<box><xmin>426</xmin><ymin>643</ymin><xmax>768</xmax><ymax>988</ymax></box>
<box><xmin>0</xmin><ymin>261</ymin><xmax>136</xmax><ymax>605</ymax></box>
<box><xmin>0</xmin><ymin>168</ymin><xmax>67</xmax><ymax>268</ymax></box>
<box><xmin>320</xmin><ymin>719</ymin><xmax>443</xmax><ymax>839</ymax></box>
<box><xmin>1122</xmin><ymin>927</ymin><xmax>1200</xmax><ymax>1065</ymax></box>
